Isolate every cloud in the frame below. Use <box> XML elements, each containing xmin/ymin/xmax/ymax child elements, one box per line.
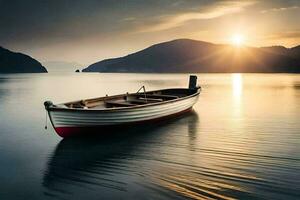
<box><xmin>136</xmin><ymin>1</ymin><xmax>256</xmax><ymax>33</ymax></box>
<box><xmin>121</xmin><ymin>17</ymin><xmax>136</xmax><ymax>22</ymax></box>
<box><xmin>261</xmin><ymin>6</ymin><xmax>299</xmax><ymax>13</ymax></box>
<box><xmin>266</xmin><ymin>30</ymin><xmax>300</xmax><ymax>39</ymax></box>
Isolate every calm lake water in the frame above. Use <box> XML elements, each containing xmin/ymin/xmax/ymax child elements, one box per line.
<box><xmin>0</xmin><ymin>73</ymin><xmax>300</xmax><ymax>200</ymax></box>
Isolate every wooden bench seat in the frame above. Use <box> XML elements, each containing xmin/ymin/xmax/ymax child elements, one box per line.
<box><xmin>138</xmin><ymin>97</ymin><xmax>163</xmax><ymax>102</ymax></box>
<box><xmin>131</xmin><ymin>93</ymin><xmax>178</xmax><ymax>100</ymax></box>
<box><xmin>105</xmin><ymin>100</ymin><xmax>136</xmax><ymax>107</ymax></box>
<box><xmin>81</xmin><ymin>100</ymin><xmax>101</xmax><ymax>108</ymax></box>
<box><xmin>128</xmin><ymin>98</ymin><xmax>163</xmax><ymax>104</ymax></box>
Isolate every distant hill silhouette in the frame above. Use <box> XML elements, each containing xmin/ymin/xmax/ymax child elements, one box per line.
<box><xmin>0</xmin><ymin>46</ymin><xmax>47</xmax><ymax>73</ymax></box>
<box><xmin>83</xmin><ymin>39</ymin><xmax>300</xmax><ymax>73</ymax></box>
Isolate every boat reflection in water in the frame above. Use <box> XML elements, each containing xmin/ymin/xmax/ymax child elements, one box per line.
<box><xmin>42</xmin><ymin>105</ymin><xmax>300</xmax><ymax>200</ymax></box>
<box><xmin>43</xmin><ymin>111</ymin><xmax>199</xmax><ymax>200</ymax></box>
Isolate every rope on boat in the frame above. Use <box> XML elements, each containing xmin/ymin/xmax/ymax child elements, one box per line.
<box><xmin>43</xmin><ymin>101</ymin><xmax>53</xmax><ymax>131</ymax></box>
<box><xmin>45</xmin><ymin>111</ymin><xmax>48</xmax><ymax>130</ymax></box>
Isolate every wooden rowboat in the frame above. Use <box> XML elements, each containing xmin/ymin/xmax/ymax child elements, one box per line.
<box><xmin>44</xmin><ymin>75</ymin><xmax>201</xmax><ymax>138</ymax></box>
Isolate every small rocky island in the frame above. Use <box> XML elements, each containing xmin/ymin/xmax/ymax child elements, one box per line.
<box><xmin>0</xmin><ymin>46</ymin><xmax>47</xmax><ymax>73</ymax></box>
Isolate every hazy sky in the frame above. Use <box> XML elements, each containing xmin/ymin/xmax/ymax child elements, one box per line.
<box><xmin>1</xmin><ymin>0</ymin><xmax>300</xmax><ymax>65</ymax></box>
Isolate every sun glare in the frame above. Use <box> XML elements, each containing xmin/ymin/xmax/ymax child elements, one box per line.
<box><xmin>231</xmin><ymin>34</ymin><xmax>245</xmax><ymax>46</ymax></box>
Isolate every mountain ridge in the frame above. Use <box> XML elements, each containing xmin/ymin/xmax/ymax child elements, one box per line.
<box><xmin>0</xmin><ymin>46</ymin><xmax>47</xmax><ymax>73</ymax></box>
<box><xmin>83</xmin><ymin>39</ymin><xmax>300</xmax><ymax>73</ymax></box>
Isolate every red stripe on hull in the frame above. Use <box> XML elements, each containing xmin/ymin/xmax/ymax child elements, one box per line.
<box><xmin>54</xmin><ymin>107</ymin><xmax>193</xmax><ymax>138</ymax></box>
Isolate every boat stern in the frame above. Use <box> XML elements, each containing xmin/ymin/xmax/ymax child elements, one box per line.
<box><xmin>189</xmin><ymin>75</ymin><xmax>201</xmax><ymax>92</ymax></box>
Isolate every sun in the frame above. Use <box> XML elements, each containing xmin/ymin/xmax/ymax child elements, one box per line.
<box><xmin>231</xmin><ymin>34</ymin><xmax>245</xmax><ymax>46</ymax></box>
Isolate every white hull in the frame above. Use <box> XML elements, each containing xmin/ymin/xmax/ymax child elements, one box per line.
<box><xmin>49</xmin><ymin>94</ymin><xmax>199</xmax><ymax>128</ymax></box>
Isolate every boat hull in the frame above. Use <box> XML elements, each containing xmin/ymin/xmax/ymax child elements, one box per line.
<box><xmin>47</xmin><ymin>91</ymin><xmax>199</xmax><ymax>138</ymax></box>
<box><xmin>53</xmin><ymin>107</ymin><xmax>192</xmax><ymax>137</ymax></box>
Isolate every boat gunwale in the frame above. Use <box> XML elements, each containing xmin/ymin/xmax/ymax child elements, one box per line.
<box><xmin>47</xmin><ymin>88</ymin><xmax>200</xmax><ymax>112</ymax></box>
